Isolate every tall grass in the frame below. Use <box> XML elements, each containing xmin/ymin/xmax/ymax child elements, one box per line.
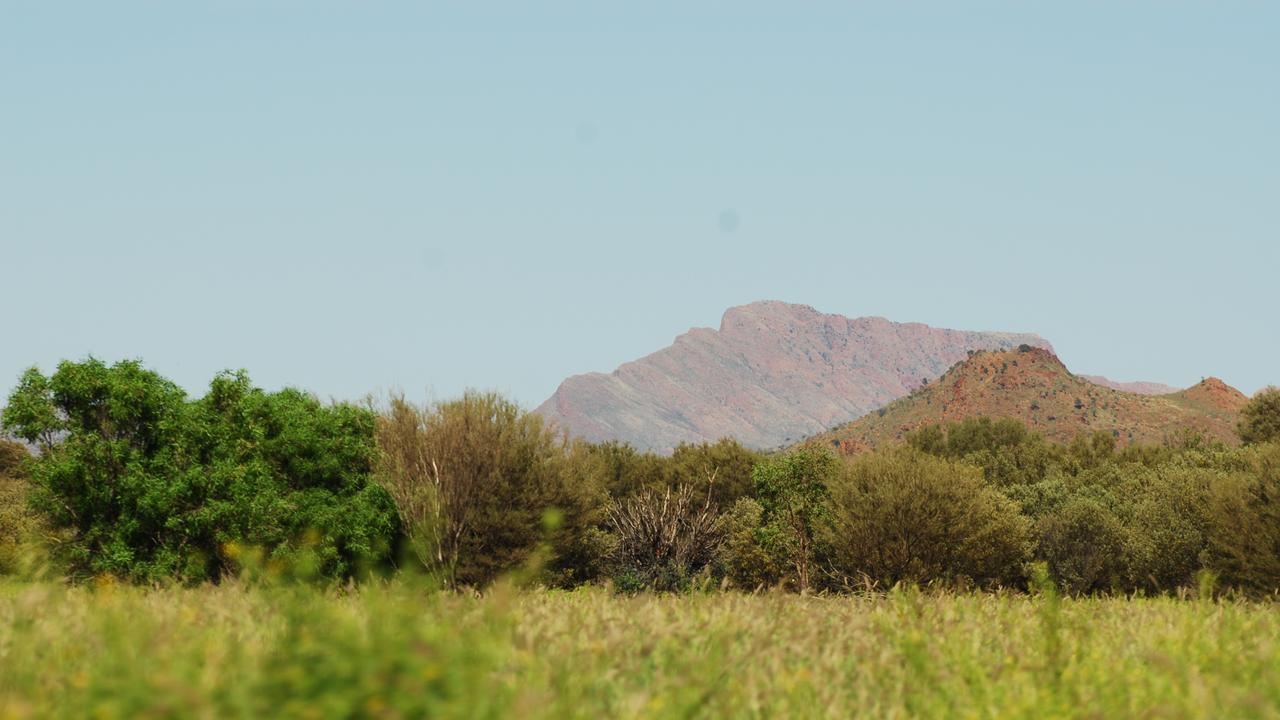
<box><xmin>0</xmin><ymin>580</ymin><xmax>1276</xmax><ymax>719</ymax></box>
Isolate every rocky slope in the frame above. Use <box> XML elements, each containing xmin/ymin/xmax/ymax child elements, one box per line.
<box><xmin>536</xmin><ymin>301</ymin><xmax>1051</xmax><ymax>452</ymax></box>
<box><xmin>810</xmin><ymin>347</ymin><xmax>1248</xmax><ymax>453</ymax></box>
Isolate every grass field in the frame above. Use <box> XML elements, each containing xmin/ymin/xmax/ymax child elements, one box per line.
<box><xmin>1</xmin><ymin>580</ymin><xmax>1277</xmax><ymax>719</ymax></box>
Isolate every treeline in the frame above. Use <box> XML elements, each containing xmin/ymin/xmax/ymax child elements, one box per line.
<box><xmin>2</xmin><ymin>358</ymin><xmax>1279</xmax><ymax>596</ymax></box>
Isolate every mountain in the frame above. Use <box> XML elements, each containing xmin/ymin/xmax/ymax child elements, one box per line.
<box><xmin>810</xmin><ymin>347</ymin><xmax>1248</xmax><ymax>453</ymax></box>
<box><xmin>1080</xmin><ymin>375</ymin><xmax>1180</xmax><ymax>396</ymax></box>
<box><xmin>536</xmin><ymin>301</ymin><xmax>1051</xmax><ymax>452</ymax></box>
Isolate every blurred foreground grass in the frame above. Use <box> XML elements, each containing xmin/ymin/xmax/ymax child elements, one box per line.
<box><xmin>0</xmin><ymin>580</ymin><xmax>1277</xmax><ymax>719</ymax></box>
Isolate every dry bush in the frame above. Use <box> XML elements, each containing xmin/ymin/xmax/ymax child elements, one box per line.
<box><xmin>607</xmin><ymin>474</ymin><xmax>724</xmax><ymax>591</ymax></box>
<box><xmin>375</xmin><ymin>391</ymin><xmax>605</xmax><ymax>588</ymax></box>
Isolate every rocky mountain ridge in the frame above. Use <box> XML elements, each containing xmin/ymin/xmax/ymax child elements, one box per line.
<box><xmin>536</xmin><ymin>301</ymin><xmax>1051</xmax><ymax>452</ymax></box>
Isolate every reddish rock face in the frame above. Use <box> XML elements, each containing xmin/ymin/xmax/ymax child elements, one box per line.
<box><xmin>534</xmin><ymin>301</ymin><xmax>1050</xmax><ymax>453</ymax></box>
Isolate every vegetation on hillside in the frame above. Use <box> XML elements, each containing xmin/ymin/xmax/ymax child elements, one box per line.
<box><xmin>2</xmin><ymin>357</ymin><xmax>1278</xmax><ymax>598</ymax></box>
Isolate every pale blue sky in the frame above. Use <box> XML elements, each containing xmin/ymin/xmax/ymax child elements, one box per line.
<box><xmin>2</xmin><ymin>2</ymin><xmax>1277</xmax><ymax>408</ymax></box>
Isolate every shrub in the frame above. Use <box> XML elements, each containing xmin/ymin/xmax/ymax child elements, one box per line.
<box><xmin>0</xmin><ymin>439</ymin><xmax>28</xmax><ymax>476</ymax></box>
<box><xmin>716</xmin><ymin>497</ymin><xmax>782</xmax><ymax>590</ymax></box>
<box><xmin>375</xmin><ymin>391</ymin><xmax>605</xmax><ymax>588</ymax></box>
<box><xmin>1121</xmin><ymin>465</ymin><xmax>1213</xmax><ymax>593</ymax></box>
<box><xmin>1203</xmin><ymin>443</ymin><xmax>1280</xmax><ymax>592</ymax></box>
<box><xmin>1239</xmin><ymin>387</ymin><xmax>1280</xmax><ymax>445</ymax></box>
<box><xmin>668</xmin><ymin>438</ymin><xmax>762</xmax><ymax>508</ymax></box>
<box><xmin>824</xmin><ymin>450</ymin><xmax>1030</xmax><ymax>588</ymax></box>
<box><xmin>606</xmin><ymin>484</ymin><xmax>723</xmax><ymax>591</ymax></box>
<box><xmin>0</xmin><ymin>440</ymin><xmax>40</xmax><ymax>574</ymax></box>
<box><xmin>1034</xmin><ymin>497</ymin><xmax>1127</xmax><ymax>595</ymax></box>
<box><xmin>907</xmin><ymin>418</ymin><xmax>1062</xmax><ymax>486</ymax></box>
<box><xmin>2</xmin><ymin>360</ymin><xmax>399</xmax><ymax>583</ymax></box>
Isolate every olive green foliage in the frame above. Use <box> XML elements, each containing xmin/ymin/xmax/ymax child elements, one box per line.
<box><xmin>0</xmin><ymin>440</ymin><xmax>40</xmax><ymax>575</ymax></box>
<box><xmin>579</xmin><ymin>437</ymin><xmax>761</xmax><ymax>508</ymax></box>
<box><xmin>910</xmin><ymin>418</ymin><xmax>1280</xmax><ymax>594</ymax></box>
<box><xmin>716</xmin><ymin>497</ymin><xmax>782</xmax><ymax>589</ymax></box>
<box><xmin>1239</xmin><ymin>386</ymin><xmax>1280</xmax><ymax>445</ymax></box>
<box><xmin>1034</xmin><ymin>497</ymin><xmax>1127</xmax><ymax>595</ymax></box>
<box><xmin>750</xmin><ymin>448</ymin><xmax>837</xmax><ymax>591</ymax></box>
<box><xmin>1203</xmin><ymin>443</ymin><xmax>1280</xmax><ymax>592</ymax></box>
<box><xmin>909</xmin><ymin>417</ymin><xmax>1061</xmax><ymax>486</ymax></box>
<box><xmin>2</xmin><ymin>359</ymin><xmax>399</xmax><ymax>583</ymax></box>
<box><xmin>825</xmin><ymin>450</ymin><xmax>1030</xmax><ymax>589</ymax></box>
<box><xmin>375</xmin><ymin>391</ymin><xmax>606</xmax><ymax>588</ymax></box>
<box><xmin>668</xmin><ymin>438</ymin><xmax>763</xmax><ymax>508</ymax></box>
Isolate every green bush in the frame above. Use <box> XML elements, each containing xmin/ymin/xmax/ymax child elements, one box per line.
<box><xmin>1034</xmin><ymin>497</ymin><xmax>1127</xmax><ymax>595</ymax></box>
<box><xmin>1120</xmin><ymin>465</ymin><xmax>1213</xmax><ymax>593</ymax></box>
<box><xmin>908</xmin><ymin>418</ymin><xmax>1062</xmax><ymax>486</ymax></box>
<box><xmin>2</xmin><ymin>359</ymin><xmax>400</xmax><ymax>583</ymax></box>
<box><xmin>824</xmin><ymin>450</ymin><xmax>1030</xmax><ymax>589</ymax></box>
<box><xmin>668</xmin><ymin>438</ymin><xmax>763</xmax><ymax>508</ymax></box>
<box><xmin>1239</xmin><ymin>387</ymin><xmax>1280</xmax><ymax>445</ymax></box>
<box><xmin>1203</xmin><ymin>443</ymin><xmax>1280</xmax><ymax>592</ymax></box>
<box><xmin>716</xmin><ymin>497</ymin><xmax>783</xmax><ymax>590</ymax></box>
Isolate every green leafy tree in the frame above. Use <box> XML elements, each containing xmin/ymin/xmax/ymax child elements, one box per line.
<box><xmin>751</xmin><ymin>448</ymin><xmax>837</xmax><ymax>592</ymax></box>
<box><xmin>2</xmin><ymin>359</ymin><xmax>399</xmax><ymax>582</ymax></box>
<box><xmin>571</xmin><ymin>440</ymin><xmax>670</xmax><ymax>502</ymax></box>
<box><xmin>1239</xmin><ymin>387</ymin><xmax>1280</xmax><ymax>445</ymax></box>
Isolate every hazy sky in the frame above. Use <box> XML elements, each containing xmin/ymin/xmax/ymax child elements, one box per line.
<box><xmin>3</xmin><ymin>2</ymin><xmax>1277</xmax><ymax>409</ymax></box>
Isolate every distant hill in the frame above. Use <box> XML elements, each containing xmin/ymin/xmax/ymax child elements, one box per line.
<box><xmin>1080</xmin><ymin>375</ymin><xmax>1180</xmax><ymax>396</ymax></box>
<box><xmin>536</xmin><ymin>301</ymin><xmax>1051</xmax><ymax>452</ymax></box>
<box><xmin>810</xmin><ymin>347</ymin><xmax>1248</xmax><ymax>453</ymax></box>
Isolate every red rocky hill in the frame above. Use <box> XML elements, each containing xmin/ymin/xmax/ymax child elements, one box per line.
<box><xmin>810</xmin><ymin>347</ymin><xmax>1248</xmax><ymax>453</ymax></box>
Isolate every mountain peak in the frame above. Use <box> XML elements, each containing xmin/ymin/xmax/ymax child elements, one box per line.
<box><xmin>1176</xmin><ymin>377</ymin><xmax>1249</xmax><ymax>413</ymax></box>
